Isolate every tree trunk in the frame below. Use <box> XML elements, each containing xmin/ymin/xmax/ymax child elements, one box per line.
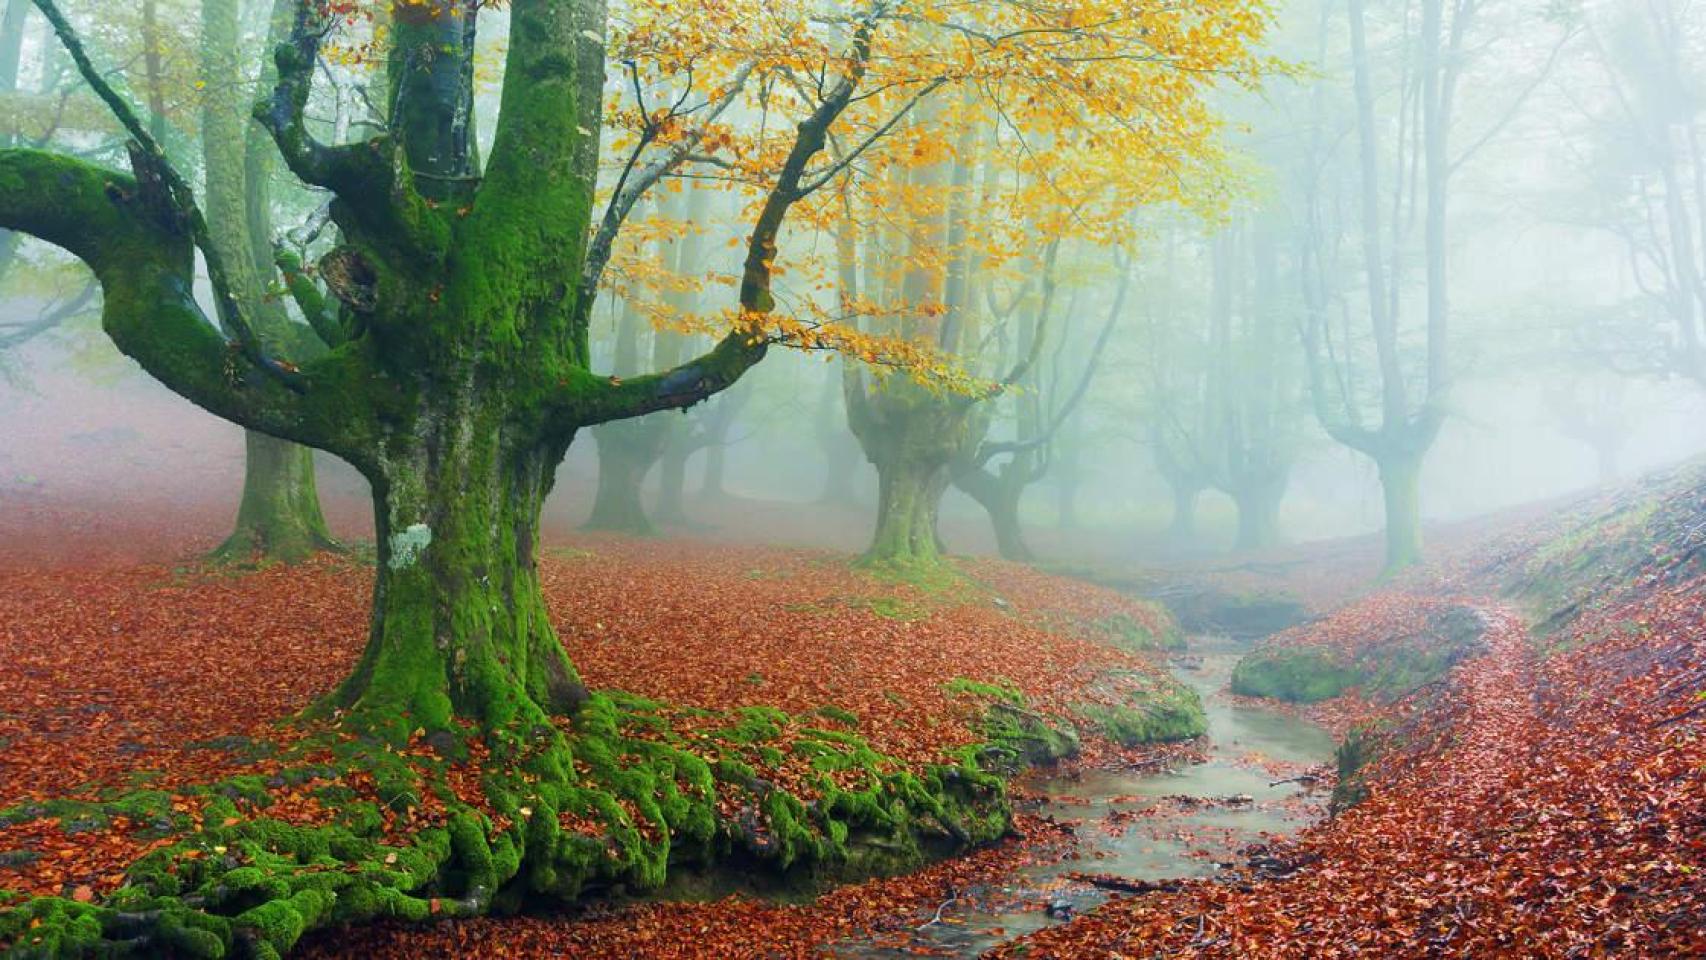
<box><xmin>819</xmin><ymin>433</ymin><xmax>862</xmax><ymax>506</ymax></box>
<box><xmin>1378</xmin><ymin>455</ymin><xmax>1424</xmax><ymax>573</ymax></box>
<box><xmin>699</xmin><ymin>439</ymin><xmax>729</xmax><ymax>500</ymax></box>
<box><xmin>1231</xmin><ymin>480</ymin><xmax>1285</xmax><ymax>552</ymax></box>
<box><xmin>1054</xmin><ymin>438</ymin><xmax>1081</xmax><ymax>531</ymax></box>
<box><xmin>954</xmin><ymin>459</ymin><xmax>1034</xmax><ymax>562</ymax></box>
<box><xmin>331</xmin><ymin>424</ymin><xmax>585</xmax><ymax>742</ymax></box>
<box><xmin>869</xmin><ymin>455</ymin><xmax>950</xmax><ymax>566</ymax></box>
<box><xmin>986</xmin><ymin>486</ymin><xmax>1031</xmax><ymax>561</ymax></box>
<box><xmin>849</xmin><ymin>383</ymin><xmax>975</xmax><ymax>567</ymax></box>
<box><xmin>215</xmin><ymin>431</ymin><xmax>336</xmax><ymax>562</ymax></box>
<box><xmin>1168</xmin><ymin>485</ymin><xmax>1201</xmax><ymax>542</ymax></box>
<box><xmin>586</xmin><ymin>421</ymin><xmax>659</xmax><ymax>535</ymax></box>
<box><xmin>204</xmin><ymin>0</ymin><xmax>333</xmax><ymax>564</ymax></box>
<box><xmin>655</xmin><ymin>435</ymin><xmax>691</xmax><ymax>525</ymax></box>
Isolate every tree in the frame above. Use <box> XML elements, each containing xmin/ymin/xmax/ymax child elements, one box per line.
<box><xmin>2</xmin><ymin>0</ymin><xmax>928</xmax><ymax>740</ymax></box>
<box><xmin>831</xmin><ymin>4</ymin><xmax>1274</xmax><ymax>569</ymax></box>
<box><xmin>1131</xmin><ymin>226</ymin><xmax>1221</xmax><ymax>543</ymax></box>
<box><xmin>1207</xmin><ymin>215</ymin><xmax>1302</xmax><ymax>551</ymax></box>
<box><xmin>202</xmin><ymin>0</ymin><xmax>335</xmax><ymax>561</ymax></box>
<box><xmin>950</xmin><ymin>244</ymin><xmax>1126</xmax><ymax>561</ymax></box>
<box><xmin>1298</xmin><ymin>0</ymin><xmax>1563</xmax><ymax>572</ymax></box>
<box><xmin>1559</xmin><ymin>1</ymin><xmax>1706</xmax><ymax>389</ymax></box>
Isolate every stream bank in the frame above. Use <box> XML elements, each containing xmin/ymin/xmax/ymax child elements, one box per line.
<box><xmin>831</xmin><ymin>640</ymin><xmax>1334</xmax><ymax>957</ymax></box>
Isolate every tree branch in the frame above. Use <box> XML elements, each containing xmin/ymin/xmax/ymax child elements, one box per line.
<box><xmin>565</xmin><ymin>3</ymin><xmax>890</xmax><ymax>429</ymax></box>
<box><xmin>32</xmin><ymin>0</ymin><xmax>305</xmax><ymax>390</ymax></box>
<box><xmin>576</xmin><ymin>62</ymin><xmax>754</xmax><ymax>325</ymax></box>
<box><xmin>0</xmin><ymin>149</ymin><xmax>368</xmax><ymax>455</ymax></box>
<box><xmin>255</xmin><ymin>0</ymin><xmax>449</xmax><ymax>263</ymax></box>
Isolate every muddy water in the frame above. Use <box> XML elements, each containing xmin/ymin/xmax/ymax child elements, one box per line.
<box><xmin>832</xmin><ymin>640</ymin><xmax>1335</xmax><ymax>957</ymax></box>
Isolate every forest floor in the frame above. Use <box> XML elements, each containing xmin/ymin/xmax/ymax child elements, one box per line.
<box><xmin>3</xmin><ymin>461</ymin><xmax>1705</xmax><ymax>956</ymax></box>
<box><xmin>0</xmin><ymin>494</ymin><xmax>1195</xmax><ymax>956</ymax></box>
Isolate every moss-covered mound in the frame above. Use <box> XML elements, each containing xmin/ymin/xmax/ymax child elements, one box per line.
<box><xmin>1075</xmin><ymin>672</ymin><xmax>1206</xmax><ymax>746</ymax></box>
<box><xmin>1495</xmin><ymin>461</ymin><xmax>1706</xmax><ymax>632</ymax></box>
<box><xmin>0</xmin><ymin>692</ymin><xmax>1013</xmax><ymax>960</ymax></box>
<box><xmin>1232</xmin><ymin>605</ymin><xmax>1488</xmax><ymax>705</ymax></box>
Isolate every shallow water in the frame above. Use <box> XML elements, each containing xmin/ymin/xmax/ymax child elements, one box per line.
<box><xmin>831</xmin><ymin>640</ymin><xmax>1335</xmax><ymax>956</ymax></box>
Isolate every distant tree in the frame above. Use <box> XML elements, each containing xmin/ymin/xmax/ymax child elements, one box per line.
<box><xmin>1561</xmin><ymin>1</ymin><xmax>1706</xmax><ymax>388</ymax></box>
<box><xmin>202</xmin><ymin>0</ymin><xmax>335</xmax><ymax>561</ymax></box>
<box><xmin>1297</xmin><ymin>0</ymin><xmax>1566</xmax><ymax>572</ymax></box>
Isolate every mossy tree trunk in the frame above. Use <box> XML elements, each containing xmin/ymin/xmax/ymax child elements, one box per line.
<box><xmin>868</xmin><ymin>445</ymin><xmax>952</xmax><ymax>566</ymax></box>
<box><xmin>331</xmin><ymin>417</ymin><xmax>586</xmax><ymax>742</ymax></box>
<box><xmin>205</xmin><ymin>0</ymin><xmax>334</xmax><ymax>563</ymax></box>
<box><xmin>1377</xmin><ymin>452</ymin><xmax>1424</xmax><ymax>573</ymax></box>
<box><xmin>586</xmin><ymin>419</ymin><xmax>663</xmax><ymax>534</ymax></box>
<box><xmin>2</xmin><ymin>0</ymin><xmax>873</xmax><ymax>740</ymax></box>
<box><xmin>217</xmin><ymin>432</ymin><xmax>336</xmax><ymax>561</ymax></box>
<box><xmin>848</xmin><ymin>381</ymin><xmax>974</xmax><ymax>566</ymax></box>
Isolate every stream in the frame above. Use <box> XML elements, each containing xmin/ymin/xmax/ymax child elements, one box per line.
<box><xmin>832</xmin><ymin>640</ymin><xmax>1336</xmax><ymax>957</ymax></box>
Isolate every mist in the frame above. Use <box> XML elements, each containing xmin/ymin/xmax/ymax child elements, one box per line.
<box><xmin>2</xmin><ymin>1</ymin><xmax>1704</xmax><ymax>957</ymax></box>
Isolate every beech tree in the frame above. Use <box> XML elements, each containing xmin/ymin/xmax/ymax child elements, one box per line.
<box><xmin>1</xmin><ymin>0</ymin><xmax>934</xmax><ymax>739</ymax></box>
<box><xmin>1298</xmin><ymin>0</ymin><xmax>1565</xmax><ymax>571</ymax></box>
<box><xmin>832</xmin><ymin>5</ymin><xmax>1274</xmax><ymax>569</ymax></box>
<box><xmin>201</xmin><ymin>0</ymin><xmax>336</xmax><ymax>560</ymax></box>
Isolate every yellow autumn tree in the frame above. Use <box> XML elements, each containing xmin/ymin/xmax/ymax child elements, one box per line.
<box><xmin>0</xmin><ymin>0</ymin><xmax>1272</xmax><ymax>952</ymax></box>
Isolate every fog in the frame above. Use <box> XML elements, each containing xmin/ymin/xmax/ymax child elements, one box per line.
<box><xmin>3</xmin><ymin>0</ymin><xmax>1705</xmax><ymax>574</ymax></box>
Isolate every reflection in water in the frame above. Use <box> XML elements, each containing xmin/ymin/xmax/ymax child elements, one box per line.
<box><xmin>832</xmin><ymin>641</ymin><xmax>1335</xmax><ymax>957</ymax></box>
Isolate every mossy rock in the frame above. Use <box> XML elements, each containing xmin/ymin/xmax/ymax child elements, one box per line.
<box><xmin>945</xmin><ymin>679</ymin><xmax>1079</xmax><ymax>772</ymax></box>
<box><xmin>1230</xmin><ymin>648</ymin><xmax>1359</xmax><ymax>703</ymax></box>
<box><xmin>1076</xmin><ymin>675</ymin><xmax>1206</xmax><ymax>746</ymax></box>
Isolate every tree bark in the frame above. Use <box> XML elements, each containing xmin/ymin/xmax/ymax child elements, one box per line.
<box><xmin>1231</xmin><ymin>478</ymin><xmax>1285</xmax><ymax>551</ymax></box>
<box><xmin>205</xmin><ymin>0</ymin><xmax>332</xmax><ymax>563</ymax></box>
<box><xmin>586</xmin><ymin>419</ymin><xmax>660</xmax><ymax>534</ymax></box>
<box><xmin>869</xmin><ymin>453</ymin><xmax>951</xmax><ymax>566</ymax></box>
<box><xmin>331</xmin><ymin>420</ymin><xmax>585</xmax><ymax>742</ymax></box>
<box><xmin>953</xmin><ymin>456</ymin><xmax>1033</xmax><ymax>562</ymax></box>
<box><xmin>215</xmin><ymin>432</ymin><xmax>335</xmax><ymax>562</ymax></box>
<box><xmin>1169</xmin><ymin>484</ymin><xmax>1201</xmax><ymax>542</ymax></box>
<box><xmin>655</xmin><ymin>435</ymin><xmax>691</xmax><ymax>524</ymax></box>
<box><xmin>1377</xmin><ymin>454</ymin><xmax>1424</xmax><ymax>573</ymax></box>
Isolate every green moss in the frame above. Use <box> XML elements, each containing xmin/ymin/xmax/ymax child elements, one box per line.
<box><xmin>1331</xmin><ymin>724</ymin><xmax>1383</xmax><ymax>812</ymax></box>
<box><xmin>1076</xmin><ymin>676</ymin><xmax>1206</xmax><ymax>746</ymax></box>
<box><xmin>944</xmin><ymin>677</ymin><xmax>1025</xmax><ymax>707</ymax></box>
<box><xmin>1</xmin><ymin>684</ymin><xmax>1029</xmax><ymax>958</ymax></box>
<box><xmin>1092</xmin><ymin>611</ymin><xmax>1187</xmax><ymax>652</ymax></box>
<box><xmin>1231</xmin><ymin>648</ymin><xmax>1359</xmax><ymax>703</ymax></box>
<box><xmin>847</xmin><ymin>595</ymin><xmax>928</xmax><ymax>622</ymax></box>
<box><xmin>945</xmin><ymin>679</ymin><xmax>1078</xmax><ymax>772</ymax></box>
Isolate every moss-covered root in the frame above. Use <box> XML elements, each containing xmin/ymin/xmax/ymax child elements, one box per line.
<box><xmin>0</xmin><ymin>694</ymin><xmax>1016</xmax><ymax>959</ymax></box>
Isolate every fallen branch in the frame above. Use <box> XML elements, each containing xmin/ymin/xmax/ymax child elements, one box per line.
<box><xmin>1650</xmin><ymin>701</ymin><xmax>1706</xmax><ymax>729</ymax></box>
<box><xmin>916</xmin><ymin>888</ymin><xmax>960</xmax><ymax>929</ymax></box>
<box><xmin>1065</xmin><ymin>872</ymin><xmax>1183</xmax><ymax>895</ymax></box>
